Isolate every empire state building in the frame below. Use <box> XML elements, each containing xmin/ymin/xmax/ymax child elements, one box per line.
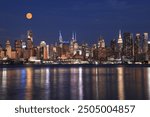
<box><xmin>118</xmin><ymin>30</ymin><xmax>123</xmax><ymax>59</ymax></box>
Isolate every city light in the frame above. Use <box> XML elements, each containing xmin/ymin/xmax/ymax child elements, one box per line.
<box><xmin>0</xmin><ymin>30</ymin><xmax>150</xmax><ymax>65</ymax></box>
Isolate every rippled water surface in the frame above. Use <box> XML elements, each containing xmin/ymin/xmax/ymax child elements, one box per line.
<box><xmin>0</xmin><ymin>65</ymin><xmax>150</xmax><ymax>100</ymax></box>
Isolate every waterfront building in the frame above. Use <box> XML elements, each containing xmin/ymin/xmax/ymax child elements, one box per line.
<box><xmin>98</xmin><ymin>36</ymin><xmax>105</xmax><ymax>48</ymax></box>
<box><xmin>11</xmin><ymin>49</ymin><xmax>17</xmax><ymax>60</ymax></box>
<box><xmin>49</xmin><ymin>44</ymin><xmax>55</xmax><ymax>61</ymax></box>
<box><xmin>123</xmin><ymin>32</ymin><xmax>133</xmax><ymax>59</ymax></box>
<box><xmin>40</xmin><ymin>41</ymin><xmax>49</xmax><ymax>60</ymax></box>
<box><xmin>143</xmin><ymin>33</ymin><xmax>148</xmax><ymax>53</ymax></box>
<box><xmin>27</xmin><ymin>30</ymin><xmax>33</xmax><ymax>42</ymax></box>
<box><xmin>26</xmin><ymin>30</ymin><xmax>34</xmax><ymax>58</ymax></box>
<box><xmin>98</xmin><ymin>37</ymin><xmax>106</xmax><ymax>62</ymax></box>
<box><xmin>70</xmin><ymin>32</ymin><xmax>79</xmax><ymax>56</ymax></box>
<box><xmin>134</xmin><ymin>33</ymin><xmax>142</xmax><ymax>62</ymax></box>
<box><xmin>15</xmin><ymin>40</ymin><xmax>23</xmax><ymax>59</ymax></box>
<box><xmin>110</xmin><ymin>39</ymin><xmax>117</xmax><ymax>58</ymax></box>
<box><xmin>148</xmin><ymin>41</ymin><xmax>150</xmax><ymax>61</ymax></box>
<box><xmin>58</xmin><ymin>31</ymin><xmax>70</xmax><ymax>60</ymax></box>
<box><xmin>5</xmin><ymin>40</ymin><xmax>12</xmax><ymax>59</ymax></box>
<box><xmin>143</xmin><ymin>33</ymin><xmax>149</xmax><ymax>62</ymax></box>
<box><xmin>1</xmin><ymin>30</ymin><xmax>150</xmax><ymax>64</ymax></box>
<box><xmin>81</xmin><ymin>43</ymin><xmax>90</xmax><ymax>60</ymax></box>
<box><xmin>91</xmin><ymin>44</ymin><xmax>98</xmax><ymax>60</ymax></box>
<box><xmin>134</xmin><ymin>33</ymin><xmax>141</xmax><ymax>54</ymax></box>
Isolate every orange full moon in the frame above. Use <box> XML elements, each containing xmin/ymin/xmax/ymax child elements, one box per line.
<box><xmin>26</xmin><ymin>13</ymin><xmax>33</xmax><ymax>20</ymax></box>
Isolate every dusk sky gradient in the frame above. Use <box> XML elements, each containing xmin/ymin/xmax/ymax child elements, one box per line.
<box><xmin>0</xmin><ymin>0</ymin><xmax>150</xmax><ymax>46</ymax></box>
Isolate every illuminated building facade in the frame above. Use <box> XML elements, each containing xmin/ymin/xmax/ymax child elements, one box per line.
<box><xmin>117</xmin><ymin>30</ymin><xmax>123</xmax><ymax>59</ymax></box>
<box><xmin>15</xmin><ymin>40</ymin><xmax>23</xmax><ymax>59</ymax></box>
<box><xmin>0</xmin><ymin>30</ymin><xmax>150</xmax><ymax>64</ymax></box>
<box><xmin>5</xmin><ymin>40</ymin><xmax>12</xmax><ymax>59</ymax></box>
<box><xmin>123</xmin><ymin>32</ymin><xmax>133</xmax><ymax>59</ymax></box>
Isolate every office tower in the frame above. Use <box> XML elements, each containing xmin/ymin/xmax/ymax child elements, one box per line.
<box><xmin>134</xmin><ymin>33</ymin><xmax>141</xmax><ymax>55</ymax></box>
<box><xmin>61</xmin><ymin>43</ymin><xmax>70</xmax><ymax>59</ymax></box>
<box><xmin>91</xmin><ymin>44</ymin><xmax>98</xmax><ymax>60</ymax></box>
<box><xmin>109</xmin><ymin>39</ymin><xmax>117</xmax><ymax>58</ymax></box>
<box><xmin>117</xmin><ymin>30</ymin><xmax>123</xmax><ymax>59</ymax></box>
<box><xmin>98</xmin><ymin>36</ymin><xmax>105</xmax><ymax>48</ymax></box>
<box><xmin>32</xmin><ymin>47</ymin><xmax>38</xmax><ymax>57</ymax></box>
<box><xmin>40</xmin><ymin>41</ymin><xmax>48</xmax><ymax>60</ymax></box>
<box><xmin>143</xmin><ymin>33</ymin><xmax>148</xmax><ymax>53</ymax></box>
<box><xmin>27</xmin><ymin>38</ymin><xmax>33</xmax><ymax>49</ymax></box>
<box><xmin>148</xmin><ymin>41</ymin><xmax>150</xmax><ymax>61</ymax></box>
<box><xmin>47</xmin><ymin>45</ymin><xmax>50</xmax><ymax>59</ymax></box>
<box><xmin>57</xmin><ymin>31</ymin><xmax>70</xmax><ymax>59</ymax></box>
<box><xmin>110</xmin><ymin>39</ymin><xmax>117</xmax><ymax>51</ymax></box>
<box><xmin>26</xmin><ymin>30</ymin><xmax>34</xmax><ymax>58</ymax></box>
<box><xmin>11</xmin><ymin>49</ymin><xmax>17</xmax><ymax>60</ymax></box>
<box><xmin>5</xmin><ymin>40</ymin><xmax>12</xmax><ymax>59</ymax></box>
<box><xmin>143</xmin><ymin>33</ymin><xmax>149</xmax><ymax>62</ymax></box>
<box><xmin>15</xmin><ymin>40</ymin><xmax>22</xmax><ymax>58</ymax></box>
<box><xmin>98</xmin><ymin>37</ymin><xmax>106</xmax><ymax>62</ymax></box>
<box><xmin>70</xmin><ymin>32</ymin><xmax>79</xmax><ymax>55</ymax></box>
<box><xmin>81</xmin><ymin>43</ymin><xmax>90</xmax><ymax>60</ymax></box>
<box><xmin>123</xmin><ymin>32</ymin><xmax>133</xmax><ymax>59</ymax></box>
<box><xmin>27</xmin><ymin>30</ymin><xmax>33</xmax><ymax>42</ymax></box>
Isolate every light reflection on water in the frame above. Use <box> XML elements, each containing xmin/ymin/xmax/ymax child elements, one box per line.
<box><xmin>0</xmin><ymin>66</ymin><xmax>149</xmax><ymax>100</ymax></box>
<box><xmin>117</xmin><ymin>67</ymin><xmax>125</xmax><ymax>100</ymax></box>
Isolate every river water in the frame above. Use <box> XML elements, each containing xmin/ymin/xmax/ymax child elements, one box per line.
<box><xmin>0</xmin><ymin>65</ymin><xmax>150</xmax><ymax>100</ymax></box>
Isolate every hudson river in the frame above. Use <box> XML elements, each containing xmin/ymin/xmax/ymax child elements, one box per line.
<box><xmin>0</xmin><ymin>65</ymin><xmax>150</xmax><ymax>100</ymax></box>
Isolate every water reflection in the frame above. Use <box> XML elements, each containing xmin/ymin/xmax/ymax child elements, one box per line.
<box><xmin>2</xmin><ymin>68</ymin><xmax>7</xmax><ymax>89</ymax></box>
<box><xmin>117</xmin><ymin>67</ymin><xmax>125</xmax><ymax>100</ymax></box>
<box><xmin>148</xmin><ymin>68</ymin><xmax>150</xmax><ymax>100</ymax></box>
<box><xmin>26</xmin><ymin>67</ymin><xmax>33</xmax><ymax>100</ymax></box>
<box><xmin>79</xmin><ymin>67</ymin><xmax>83</xmax><ymax>100</ymax></box>
<box><xmin>45</xmin><ymin>68</ymin><xmax>50</xmax><ymax>99</ymax></box>
<box><xmin>1</xmin><ymin>68</ymin><xmax>7</xmax><ymax>99</ymax></box>
<box><xmin>0</xmin><ymin>66</ymin><xmax>150</xmax><ymax>100</ymax></box>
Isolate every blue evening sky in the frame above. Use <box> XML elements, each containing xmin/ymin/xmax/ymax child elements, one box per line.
<box><xmin>0</xmin><ymin>0</ymin><xmax>150</xmax><ymax>46</ymax></box>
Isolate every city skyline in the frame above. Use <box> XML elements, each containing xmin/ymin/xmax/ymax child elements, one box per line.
<box><xmin>0</xmin><ymin>30</ymin><xmax>150</xmax><ymax>65</ymax></box>
<box><xmin>0</xmin><ymin>0</ymin><xmax>150</xmax><ymax>45</ymax></box>
<box><xmin>0</xmin><ymin>30</ymin><xmax>149</xmax><ymax>47</ymax></box>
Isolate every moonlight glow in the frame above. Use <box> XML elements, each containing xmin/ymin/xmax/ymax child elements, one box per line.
<box><xmin>26</xmin><ymin>13</ymin><xmax>33</xmax><ymax>20</ymax></box>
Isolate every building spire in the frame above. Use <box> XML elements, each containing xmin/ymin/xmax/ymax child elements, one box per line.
<box><xmin>59</xmin><ymin>31</ymin><xmax>63</xmax><ymax>43</ymax></box>
<box><xmin>72</xmin><ymin>32</ymin><xmax>75</xmax><ymax>41</ymax></box>
<box><xmin>118</xmin><ymin>30</ymin><xmax>123</xmax><ymax>44</ymax></box>
<box><xmin>75</xmin><ymin>32</ymin><xmax>77</xmax><ymax>41</ymax></box>
<box><xmin>27</xmin><ymin>30</ymin><xmax>33</xmax><ymax>42</ymax></box>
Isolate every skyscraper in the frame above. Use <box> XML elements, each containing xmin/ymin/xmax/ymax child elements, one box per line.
<box><xmin>59</xmin><ymin>31</ymin><xmax>63</xmax><ymax>44</ymax></box>
<box><xmin>15</xmin><ymin>40</ymin><xmax>22</xmax><ymax>58</ymax></box>
<box><xmin>143</xmin><ymin>33</ymin><xmax>149</xmax><ymax>62</ymax></box>
<box><xmin>5</xmin><ymin>40</ymin><xmax>12</xmax><ymax>59</ymax></box>
<box><xmin>117</xmin><ymin>30</ymin><xmax>123</xmax><ymax>59</ymax></box>
<box><xmin>27</xmin><ymin>30</ymin><xmax>33</xmax><ymax>42</ymax></box>
<box><xmin>98</xmin><ymin>37</ymin><xmax>106</xmax><ymax>62</ymax></box>
<box><xmin>143</xmin><ymin>33</ymin><xmax>148</xmax><ymax>53</ymax></box>
<box><xmin>70</xmin><ymin>32</ymin><xmax>79</xmax><ymax>55</ymax></box>
<box><xmin>123</xmin><ymin>32</ymin><xmax>133</xmax><ymax>59</ymax></box>
<box><xmin>134</xmin><ymin>33</ymin><xmax>141</xmax><ymax>55</ymax></box>
<box><xmin>26</xmin><ymin>30</ymin><xmax>34</xmax><ymax>58</ymax></box>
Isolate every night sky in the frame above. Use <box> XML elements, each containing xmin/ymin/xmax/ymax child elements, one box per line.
<box><xmin>0</xmin><ymin>0</ymin><xmax>150</xmax><ymax>46</ymax></box>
